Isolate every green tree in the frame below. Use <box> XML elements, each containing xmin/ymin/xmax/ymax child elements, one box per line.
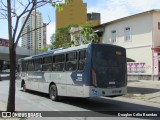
<box><xmin>70</xmin><ymin>25</ymin><xmax>99</xmax><ymax>46</ymax></box>
<box><xmin>51</xmin><ymin>25</ymin><xmax>99</xmax><ymax>48</ymax></box>
<box><xmin>39</xmin><ymin>47</ymin><xmax>48</xmax><ymax>52</ymax></box>
<box><xmin>53</xmin><ymin>24</ymin><xmax>78</xmax><ymax>48</ymax></box>
<box><xmin>50</xmin><ymin>33</ymin><xmax>56</xmax><ymax>49</ymax></box>
<box><xmin>80</xmin><ymin>25</ymin><xmax>99</xmax><ymax>44</ymax></box>
<box><xmin>0</xmin><ymin>0</ymin><xmax>71</xmax><ymax>112</ymax></box>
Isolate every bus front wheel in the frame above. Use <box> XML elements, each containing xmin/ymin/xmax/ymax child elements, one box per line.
<box><xmin>49</xmin><ymin>84</ymin><xmax>58</xmax><ymax>101</ymax></box>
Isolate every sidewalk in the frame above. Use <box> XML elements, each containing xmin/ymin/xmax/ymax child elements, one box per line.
<box><xmin>124</xmin><ymin>80</ymin><xmax>160</xmax><ymax>104</ymax></box>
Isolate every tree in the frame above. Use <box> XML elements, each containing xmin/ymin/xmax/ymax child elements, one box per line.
<box><xmin>80</xmin><ymin>25</ymin><xmax>99</xmax><ymax>44</ymax></box>
<box><xmin>50</xmin><ymin>33</ymin><xmax>56</xmax><ymax>49</ymax></box>
<box><xmin>51</xmin><ymin>25</ymin><xmax>99</xmax><ymax>48</ymax></box>
<box><xmin>70</xmin><ymin>25</ymin><xmax>99</xmax><ymax>46</ymax></box>
<box><xmin>53</xmin><ymin>24</ymin><xmax>78</xmax><ymax>48</ymax></box>
<box><xmin>39</xmin><ymin>47</ymin><xmax>48</xmax><ymax>52</ymax></box>
<box><xmin>0</xmin><ymin>0</ymin><xmax>71</xmax><ymax>112</ymax></box>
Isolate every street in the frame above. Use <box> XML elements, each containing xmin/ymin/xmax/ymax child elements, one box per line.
<box><xmin>0</xmin><ymin>79</ymin><xmax>160</xmax><ymax>119</ymax></box>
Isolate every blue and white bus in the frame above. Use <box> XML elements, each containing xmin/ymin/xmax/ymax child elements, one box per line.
<box><xmin>17</xmin><ymin>43</ymin><xmax>127</xmax><ymax>101</ymax></box>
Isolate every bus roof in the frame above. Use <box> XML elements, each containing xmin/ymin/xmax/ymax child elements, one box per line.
<box><xmin>18</xmin><ymin>43</ymin><xmax>125</xmax><ymax>61</ymax></box>
<box><xmin>19</xmin><ymin>44</ymin><xmax>90</xmax><ymax>61</ymax></box>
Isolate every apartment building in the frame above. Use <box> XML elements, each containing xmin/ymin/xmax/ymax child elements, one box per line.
<box><xmin>43</xmin><ymin>23</ymin><xmax>47</xmax><ymax>48</ymax></box>
<box><xmin>22</xmin><ymin>10</ymin><xmax>46</xmax><ymax>50</ymax></box>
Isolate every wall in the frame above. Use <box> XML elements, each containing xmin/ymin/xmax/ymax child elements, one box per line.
<box><xmin>56</xmin><ymin>0</ymin><xmax>87</xmax><ymax>29</ymax></box>
<box><xmin>102</xmin><ymin>12</ymin><xmax>154</xmax><ymax>75</ymax></box>
<box><xmin>152</xmin><ymin>11</ymin><xmax>160</xmax><ymax>47</ymax></box>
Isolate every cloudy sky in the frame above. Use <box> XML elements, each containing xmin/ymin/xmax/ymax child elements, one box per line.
<box><xmin>1</xmin><ymin>0</ymin><xmax>160</xmax><ymax>46</ymax></box>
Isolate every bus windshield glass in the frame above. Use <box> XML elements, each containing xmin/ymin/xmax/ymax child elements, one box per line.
<box><xmin>93</xmin><ymin>44</ymin><xmax>125</xmax><ymax>67</ymax></box>
<box><xmin>92</xmin><ymin>44</ymin><xmax>127</xmax><ymax>88</ymax></box>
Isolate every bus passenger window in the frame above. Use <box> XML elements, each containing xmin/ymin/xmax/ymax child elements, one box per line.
<box><xmin>66</xmin><ymin>52</ymin><xmax>77</xmax><ymax>71</ymax></box>
<box><xmin>22</xmin><ymin>61</ymin><xmax>28</xmax><ymax>72</ymax></box>
<box><xmin>28</xmin><ymin>60</ymin><xmax>34</xmax><ymax>71</ymax></box>
<box><xmin>42</xmin><ymin>56</ymin><xmax>53</xmax><ymax>71</ymax></box>
<box><xmin>53</xmin><ymin>54</ymin><xmax>65</xmax><ymax>71</ymax></box>
<box><xmin>34</xmin><ymin>58</ymin><xmax>42</xmax><ymax>71</ymax></box>
<box><xmin>78</xmin><ymin>50</ymin><xmax>86</xmax><ymax>71</ymax></box>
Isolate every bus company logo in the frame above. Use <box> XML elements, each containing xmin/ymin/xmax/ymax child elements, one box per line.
<box><xmin>2</xmin><ymin>112</ymin><xmax>11</xmax><ymax>117</ymax></box>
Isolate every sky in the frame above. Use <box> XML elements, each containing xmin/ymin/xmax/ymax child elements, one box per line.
<box><xmin>1</xmin><ymin>0</ymin><xmax>160</xmax><ymax>46</ymax></box>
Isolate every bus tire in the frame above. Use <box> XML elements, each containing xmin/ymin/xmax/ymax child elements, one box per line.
<box><xmin>22</xmin><ymin>84</ymin><xmax>27</xmax><ymax>92</ymax></box>
<box><xmin>49</xmin><ymin>84</ymin><xmax>58</xmax><ymax>101</ymax></box>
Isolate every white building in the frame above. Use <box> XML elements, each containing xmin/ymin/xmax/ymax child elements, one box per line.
<box><xmin>93</xmin><ymin>9</ymin><xmax>160</xmax><ymax>80</ymax></box>
<box><xmin>22</xmin><ymin>10</ymin><xmax>46</xmax><ymax>51</ymax></box>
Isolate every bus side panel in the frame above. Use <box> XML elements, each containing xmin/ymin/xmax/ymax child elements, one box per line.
<box><xmin>44</xmin><ymin>72</ymin><xmax>51</xmax><ymax>82</ymax></box>
<box><xmin>36</xmin><ymin>71</ymin><xmax>51</xmax><ymax>93</ymax></box>
<box><xmin>66</xmin><ymin>72</ymin><xmax>84</xmax><ymax>97</ymax></box>
<box><xmin>65</xmin><ymin>46</ymin><xmax>92</xmax><ymax>97</ymax></box>
<box><xmin>66</xmin><ymin>85</ymin><xmax>84</xmax><ymax>97</ymax></box>
<box><xmin>21</xmin><ymin>72</ymin><xmax>27</xmax><ymax>82</ymax></box>
<box><xmin>24</xmin><ymin>72</ymin><xmax>45</xmax><ymax>93</ymax></box>
<box><xmin>50</xmin><ymin>72</ymin><xmax>67</xmax><ymax>96</ymax></box>
<box><xmin>24</xmin><ymin>72</ymin><xmax>49</xmax><ymax>93</ymax></box>
<box><xmin>25</xmin><ymin>81</ymin><xmax>49</xmax><ymax>93</ymax></box>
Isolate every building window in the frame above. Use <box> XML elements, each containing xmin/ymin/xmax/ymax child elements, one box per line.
<box><xmin>111</xmin><ymin>30</ymin><xmax>117</xmax><ymax>43</ymax></box>
<box><xmin>125</xmin><ymin>27</ymin><xmax>131</xmax><ymax>41</ymax></box>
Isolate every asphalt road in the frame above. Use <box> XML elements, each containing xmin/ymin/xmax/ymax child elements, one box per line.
<box><xmin>0</xmin><ymin>80</ymin><xmax>160</xmax><ymax>119</ymax></box>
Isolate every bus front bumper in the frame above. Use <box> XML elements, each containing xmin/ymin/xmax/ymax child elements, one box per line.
<box><xmin>83</xmin><ymin>86</ymin><xmax>127</xmax><ymax>97</ymax></box>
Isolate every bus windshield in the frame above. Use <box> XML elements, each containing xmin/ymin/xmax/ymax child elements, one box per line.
<box><xmin>93</xmin><ymin>44</ymin><xmax>125</xmax><ymax>67</ymax></box>
<box><xmin>92</xmin><ymin>44</ymin><xmax>127</xmax><ymax>88</ymax></box>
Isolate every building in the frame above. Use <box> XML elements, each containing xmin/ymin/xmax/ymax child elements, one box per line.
<box><xmin>56</xmin><ymin>0</ymin><xmax>87</xmax><ymax>29</ymax></box>
<box><xmin>56</xmin><ymin>0</ymin><xmax>100</xmax><ymax>29</ymax></box>
<box><xmin>87</xmin><ymin>12</ymin><xmax>101</xmax><ymax>26</ymax></box>
<box><xmin>93</xmin><ymin>9</ymin><xmax>160</xmax><ymax>80</ymax></box>
<box><xmin>43</xmin><ymin>23</ymin><xmax>47</xmax><ymax>48</ymax></box>
<box><xmin>22</xmin><ymin>10</ymin><xmax>46</xmax><ymax>50</ymax></box>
